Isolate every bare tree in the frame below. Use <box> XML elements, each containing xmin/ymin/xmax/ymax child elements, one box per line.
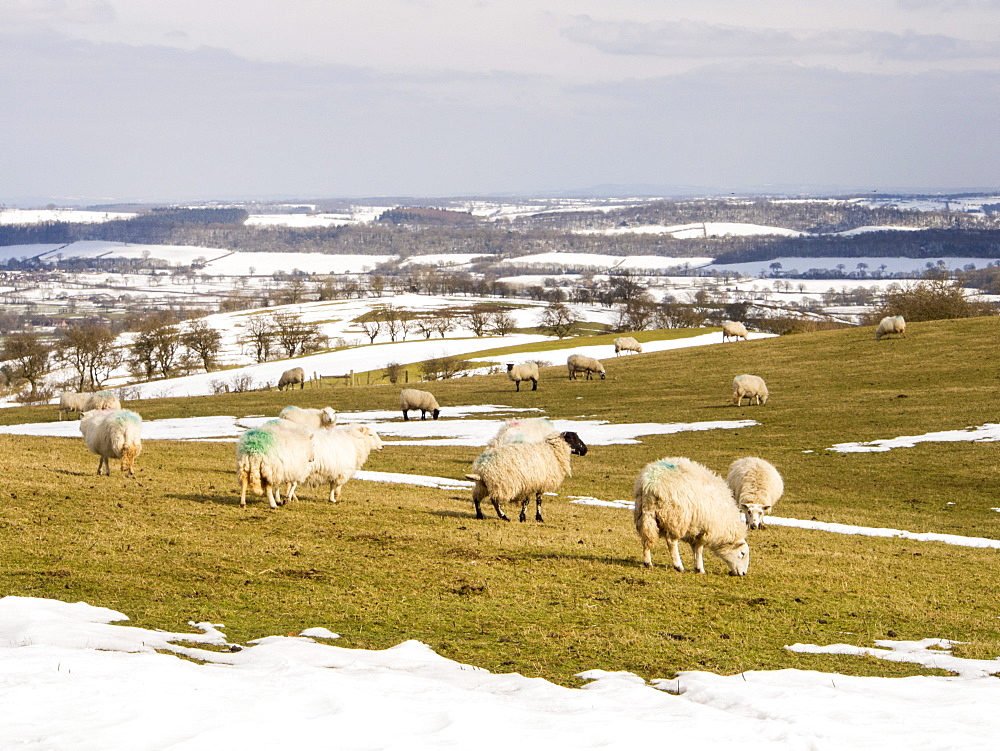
<box><xmin>242</xmin><ymin>316</ymin><xmax>275</xmax><ymax>363</ymax></box>
<box><xmin>433</xmin><ymin>310</ymin><xmax>455</xmax><ymax>338</ymax></box>
<box><xmin>183</xmin><ymin>320</ymin><xmax>223</xmax><ymax>371</ymax></box>
<box><xmin>3</xmin><ymin>332</ymin><xmax>49</xmax><ymax>394</ymax></box>
<box><xmin>538</xmin><ymin>301</ymin><xmax>579</xmax><ymax>338</ymax></box>
<box><xmin>490</xmin><ymin>308</ymin><xmax>518</xmax><ymax>336</ymax></box>
<box><xmin>359</xmin><ymin>313</ymin><xmax>382</xmax><ymax>344</ymax></box>
<box><xmin>271</xmin><ymin>311</ymin><xmax>322</xmax><ymax>357</ymax></box>
<box><xmin>59</xmin><ymin>324</ymin><xmax>122</xmax><ymax>391</ymax></box>
<box><xmin>464</xmin><ymin>306</ymin><xmax>492</xmax><ymax>336</ymax></box>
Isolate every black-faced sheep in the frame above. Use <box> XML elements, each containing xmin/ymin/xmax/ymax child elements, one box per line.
<box><xmin>400</xmin><ymin>388</ymin><xmax>440</xmax><ymax>420</ymax></box>
<box><xmin>277</xmin><ymin>367</ymin><xmax>306</xmax><ymax>391</ymax></box>
<box><xmin>567</xmin><ymin>354</ymin><xmax>606</xmax><ymax>380</ymax></box>
<box><xmin>236</xmin><ymin>419</ymin><xmax>314</xmax><ymax>509</ymax></box>
<box><xmin>79</xmin><ymin>409</ymin><xmax>142</xmax><ymax>478</ymax></box>
<box><xmin>633</xmin><ymin>457</ymin><xmax>750</xmax><ymax>575</ymax></box>
<box><xmin>726</xmin><ymin>457</ymin><xmax>784</xmax><ymax>530</ymax></box>
<box><xmin>732</xmin><ymin>374</ymin><xmax>769</xmax><ymax>406</ymax></box>
<box><xmin>303</xmin><ymin>424</ymin><xmax>384</xmax><ymax>502</ymax></box>
<box><xmin>465</xmin><ymin>431</ymin><xmax>587</xmax><ymax>522</ymax></box>
<box><xmin>875</xmin><ymin>315</ymin><xmax>906</xmax><ymax>341</ymax></box>
<box><xmin>614</xmin><ymin>336</ymin><xmax>642</xmax><ymax>356</ymax></box>
<box><xmin>722</xmin><ymin>321</ymin><xmax>749</xmax><ymax>342</ymax></box>
<box><xmin>58</xmin><ymin>392</ymin><xmax>91</xmax><ymax>420</ymax></box>
<box><xmin>279</xmin><ymin>405</ymin><xmax>337</xmax><ymax>429</ymax></box>
<box><xmin>506</xmin><ymin>362</ymin><xmax>538</xmax><ymax>392</ymax></box>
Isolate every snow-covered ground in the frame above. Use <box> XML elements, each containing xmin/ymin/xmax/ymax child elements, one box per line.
<box><xmin>1</xmin><ymin>595</ymin><xmax>997</xmax><ymax>749</ymax></box>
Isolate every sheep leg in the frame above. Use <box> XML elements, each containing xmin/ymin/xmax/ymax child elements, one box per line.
<box><xmin>240</xmin><ymin>478</ymin><xmax>249</xmax><ymax>508</ymax></box>
<box><xmin>535</xmin><ymin>492</ymin><xmax>544</xmax><ymax>522</ymax></box>
<box><xmin>264</xmin><ymin>483</ymin><xmax>279</xmax><ymax>509</ymax></box>
<box><xmin>518</xmin><ymin>497</ymin><xmax>528</xmax><ymax>522</ymax></box>
<box><xmin>515</xmin><ymin>381</ymin><xmax>521</xmax><ymax>392</ymax></box>
<box><xmin>420</xmin><ymin>410</ymin><xmax>427</xmax><ymax>420</ymax></box>
<box><xmin>690</xmin><ymin>541</ymin><xmax>706</xmax><ymax>574</ymax></box>
<box><xmin>402</xmin><ymin>409</ymin><xmax>409</xmax><ymax>421</ymax></box>
<box><xmin>668</xmin><ymin>539</ymin><xmax>685</xmax><ymax>572</ymax></box>
<box><xmin>531</xmin><ymin>379</ymin><xmax>537</xmax><ymax>391</ymax></box>
<box><xmin>491</xmin><ymin>497</ymin><xmax>509</xmax><ymax>521</ymax></box>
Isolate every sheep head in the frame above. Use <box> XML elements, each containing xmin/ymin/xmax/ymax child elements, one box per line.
<box><xmin>560</xmin><ymin>431</ymin><xmax>588</xmax><ymax>456</ymax></box>
<box><xmin>715</xmin><ymin>539</ymin><xmax>750</xmax><ymax>576</ymax></box>
<box><xmin>741</xmin><ymin>503</ymin><xmax>771</xmax><ymax>530</ymax></box>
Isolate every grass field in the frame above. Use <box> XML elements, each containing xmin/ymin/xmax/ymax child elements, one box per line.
<box><xmin>1</xmin><ymin>316</ymin><xmax>998</xmax><ymax>685</ymax></box>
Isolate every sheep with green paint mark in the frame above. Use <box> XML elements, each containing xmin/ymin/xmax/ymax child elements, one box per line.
<box><xmin>732</xmin><ymin>374</ymin><xmax>768</xmax><ymax>406</ymax></box>
<box><xmin>633</xmin><ymin>457</ymin><xmax>750</xmax><ymax>575</ymax></box>
<box><xmin>236</xmin><ymin>419</ymin><xmax>314</xmax><ymax>509</ymax></box>
<box><xmin>80</xmin><ymin>409</ymin><xmax>142</xmax><ymax>477</ymax></box>
<box><xmin>487</xmin><ymin>417</ymin><xmax>557</xmax><ymax>448</ymax></box>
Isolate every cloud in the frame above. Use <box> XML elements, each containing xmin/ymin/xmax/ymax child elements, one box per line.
<box><xmin>562</xmin><ymin>15</ymin><xmax>1000</xmax><ymax>63</ymax></box>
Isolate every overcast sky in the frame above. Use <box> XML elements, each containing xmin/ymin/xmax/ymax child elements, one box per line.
<box><xmin>2</xmin><ymin>0</ymin><xmax>998</xmax><ymax>203</ymax></box>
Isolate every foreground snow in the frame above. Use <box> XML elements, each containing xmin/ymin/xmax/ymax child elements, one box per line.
<box><xmin>0</xmin><ymin>597</ymin><xmax>997</xmax><ymax>749</ymax></box>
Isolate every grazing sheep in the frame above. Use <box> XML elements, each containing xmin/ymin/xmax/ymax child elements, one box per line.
<box><xmin>727</xmin><ymin>457</ymin><xmax>784</xmax><ymax>530</ymax></box>
<box><xmin>236</xmin><ymin>419</ymin><xmax>314</xmax><ymax>509</ymax></box>
<box><xmin>87</xmin><ymin>391</ymin><xmax>121</xmax><ymax>411</ymax></box>
<box><xmin>614</xmin><ymin>336</ymin><xmax>642</xmax><ymax>356</ymax></box>
<box><xmin>722</xmin><ymin>321</ymin><xmax>749</xmax><ymax>342</ymax></box>
<box><xmin>58</xmin><ymin>392</ymin><xmax>91</xmax><ymax>420</ymax></box>
<box><xmin>279</xmin><ymin>405</ymin><xmax>338</xmax><ymax>430</ymax></box>
<box><xmin>79</xmin><ymin>409</ymin><xmax>142</xmax><ymax>478</ymax></box>
<box><xmin>633</xmin><ymin>457</ymin><xmax>750</xmax><ymax>575</ymax></box>
<box><xmin>506</xmin><ymin>362</ymin><xmax>539</xmax><ymax>392</ymax></box>
<box><xmin>567</xmin><ymin>354</ymin><xmax>606</xmax><ymax>380</ymax></box>
<box><xmin>465</xmin><ymin>431</ymin><xmax>586</xmax><ymax>522</ymax></box>
<box><xmin>277</xmin><ymin>367</ymin><xmax>306</xmax><ymax>391</ymax></box>
<box><xmin>875</xmin><ymin>315</ymin><xmax>906</xmax><ymax>341</ymax></box>
<box><xmin>303</xmin><ymin>424</ymin><xmax>384</xmax><ymax>502</ymax></box>
<box><xmin>400</xmin><ymin>388</ymin><xmax>440</xmax><ymax>420</ymax></box>
<box><xmin>732</xmin><ymin>374</ymin><xmax>769</xmax><ymax>406</ymax></box>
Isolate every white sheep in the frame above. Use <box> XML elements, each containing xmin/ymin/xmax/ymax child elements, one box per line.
<box><xmin>79</xmin><ymin>409</ymin><xmax>142</xmax><ymax>478</ymax></box>
<box><xmin>875</xmin><ymin>315</ymin><xmax>906</xmax><ymax>341</ymax></box>
<box><xmin>87</xmin><ymin>391</ymin><xmax>121</xmax><ymax>411</ymax></box>
<box><xmin>465</xmin><ymin>431</ymin><xmax>587</xmax><ymax>522</ymax></box>
<box><xmin>633</xmin><ymin>457</ymin><xmax>750</xmax><ymax>575</ymax></box>
<box><xmin>506</xmin><ymin>362</ymin><xmax>538</xmax><ymax>392</ymax></box>
<box><xmin>400</xmin><ymin>388</ymin><xmax>440</xmax><ymax>420</ymax></box>
<box><xmin>302</xmin><ymin>424</ymin><xmax>384</xmax><ymax>502</ymax></box>
<box><xmin>722</xmin><ymin>321</ymin><xmax>749</xmax><ymax>342</ymax></box>
<box><xmin>727</xmin><ymin>457</ymin><xmax>784</xmax><ymax>530</ymax></box>
<box><xmin>236</xmin><ymin>419</ymin><xmax>314</xmax><ymax>509</ymax></box>
<box><xmin>487</xmin><ymin>417</ymin><xmax>557</xmax><ymax>448</ymax></box>
<box><xmin>58</xmin><ymin>392</ymin><xmax>91</xmax><ymax>420</ymax></box>
<box><xmin>732</xmin><ymin>374</ymin><xmax>769</xmax><ymax>406</ymax></box>
<box><xmin>567</xmin><ymin>354</ymin><xmax>606</xmax><ymax>380</ymax></box>
<box><xmin>279</xmin><ymin>405</ymin><xmax>338</xmax><ymax>429</ymax></box>
<box><xmin>277</xmin><ymin>367</ymin><xmax>306</xmax><ymax>391</ymax></box>
<box><xmin>614</xmin><ymin>336</ymin><xmax>642</xmax><ymax>356</ymax></box>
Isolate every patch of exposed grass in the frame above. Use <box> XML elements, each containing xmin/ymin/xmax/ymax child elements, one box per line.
<box><xmin>1</xmin><ymin>317</ymin><xmax>999</xmax><ymax>686</ymax></box>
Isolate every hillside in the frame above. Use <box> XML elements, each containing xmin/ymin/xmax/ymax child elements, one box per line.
<box><xmin>1</xmin><ymin>317</ymin><xmax>997</xmax><ymax>687</ymax></box>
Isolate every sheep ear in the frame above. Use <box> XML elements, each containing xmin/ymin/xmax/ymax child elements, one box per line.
<box><xmin>465</xmin><ymin>473</ymin><xmax>481</xmax><ymax>482</ymax></box>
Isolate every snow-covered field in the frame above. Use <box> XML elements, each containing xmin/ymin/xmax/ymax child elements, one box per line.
<box><xmin>1</xmin><ymin>593</ymin><xmax>998</xmax><ymax>748</ymax></box>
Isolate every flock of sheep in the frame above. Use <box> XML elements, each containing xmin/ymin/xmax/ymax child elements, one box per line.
<box><xmin>60</xmin><ymin>315</ymin><xmax>907</xmax><ymax>575</ymax></box>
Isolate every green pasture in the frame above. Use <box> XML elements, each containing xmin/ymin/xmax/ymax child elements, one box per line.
<box><xmin>1</xmin><ymin>317</ymin><xmax>998</xmax><ymax>685</ymax></box>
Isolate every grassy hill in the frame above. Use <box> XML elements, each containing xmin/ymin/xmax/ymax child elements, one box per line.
<box><xmin>1</xmin><ymin>316</ymin><xmax>998</xmax><ymax>685</ymax></box>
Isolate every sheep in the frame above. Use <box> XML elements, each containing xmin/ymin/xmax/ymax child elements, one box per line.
<box><xmin>875</xmin><ymin>315</ymin><xmax>906</xmax><ymax>341</ymax></box>
<box><xmin>58</xmin><ymin>392</ymin><xmax>91</xmax><ymax>420</ymax></box>
<box><xmin>722</xmin><ymin>321</ymin><xmax>749</xmax><ymax>342</ymax></box>
<box><xmin>79</xmin><ymin>409</ymin><xmax>142</xmax><ymax>478</ymax></box>
<box><xmin>506</xmin><ymin>362</ymin><xmax>538</xmax><ymax>392</ymax></box>
<box><xmin>236</xmin><ymin>419</ymin><xmax>314</xmax><ymax>509</ymax></box>
<box><xmin>567</xmin><ymin>354</ymin><xmax>606</xmax><ymax>381</ymax></box>
<box><xmin>87</xmin><ymin>391</ymin><xmax>121</xmax><ymax>411</ymax></box>
<box><xmin>277</xmin><ymin>367</ymin><xmax>306</xmax><ymax>391</ymax></box>
<box><xmin>465</xmin><ymin>431</ymin><xmax>586</xmax><ymax>522</ymax></box>
<box><xmin>633</xmin><ymin>456</ymin><xmax>750</xmax><ymax>575</ymax></box>
<box><xmin>302</xmin><ymin>424</ymin><xmax>384</xmax><ymax>502</ymax></box>
<box><xmin>400</xmin><ymin>388</ymin><xmax>440</xmax><ymax>420</ymax></box>
<box><xmin>614</xmin><ymin>336</ymin><xmax>642</xmax><ymax>356</ymax></box>
<box><xmin>732</xmin><ymin>374</ymin><xmax>769</xmax><ymax>406</ymax></box>
<box><xmin>727</xmin><ymin>457</ymin><xmax>784</xmax><ymax>531</ymax></box>
<box><xmin>279</xmin><ymin>405</ymin><xmax>338</xmax><ymax>430</ymax></box>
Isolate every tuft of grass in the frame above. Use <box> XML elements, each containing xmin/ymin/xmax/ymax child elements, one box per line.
<box><xmin>1</xmin><ymin>317</ymin><xmax>999</xmax><ymax>686</ymax></box>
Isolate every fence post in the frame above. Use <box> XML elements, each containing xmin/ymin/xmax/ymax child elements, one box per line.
<box><xmin>350</xmin><ymin>370</ymin><xmax>355</xmax><ymax>387</ymax></box>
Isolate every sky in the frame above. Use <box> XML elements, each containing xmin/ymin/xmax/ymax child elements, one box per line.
<box><xmin>2</xmin><ymin>1</ymin><xmax>999</xmax><ymax>202</ymax></box>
